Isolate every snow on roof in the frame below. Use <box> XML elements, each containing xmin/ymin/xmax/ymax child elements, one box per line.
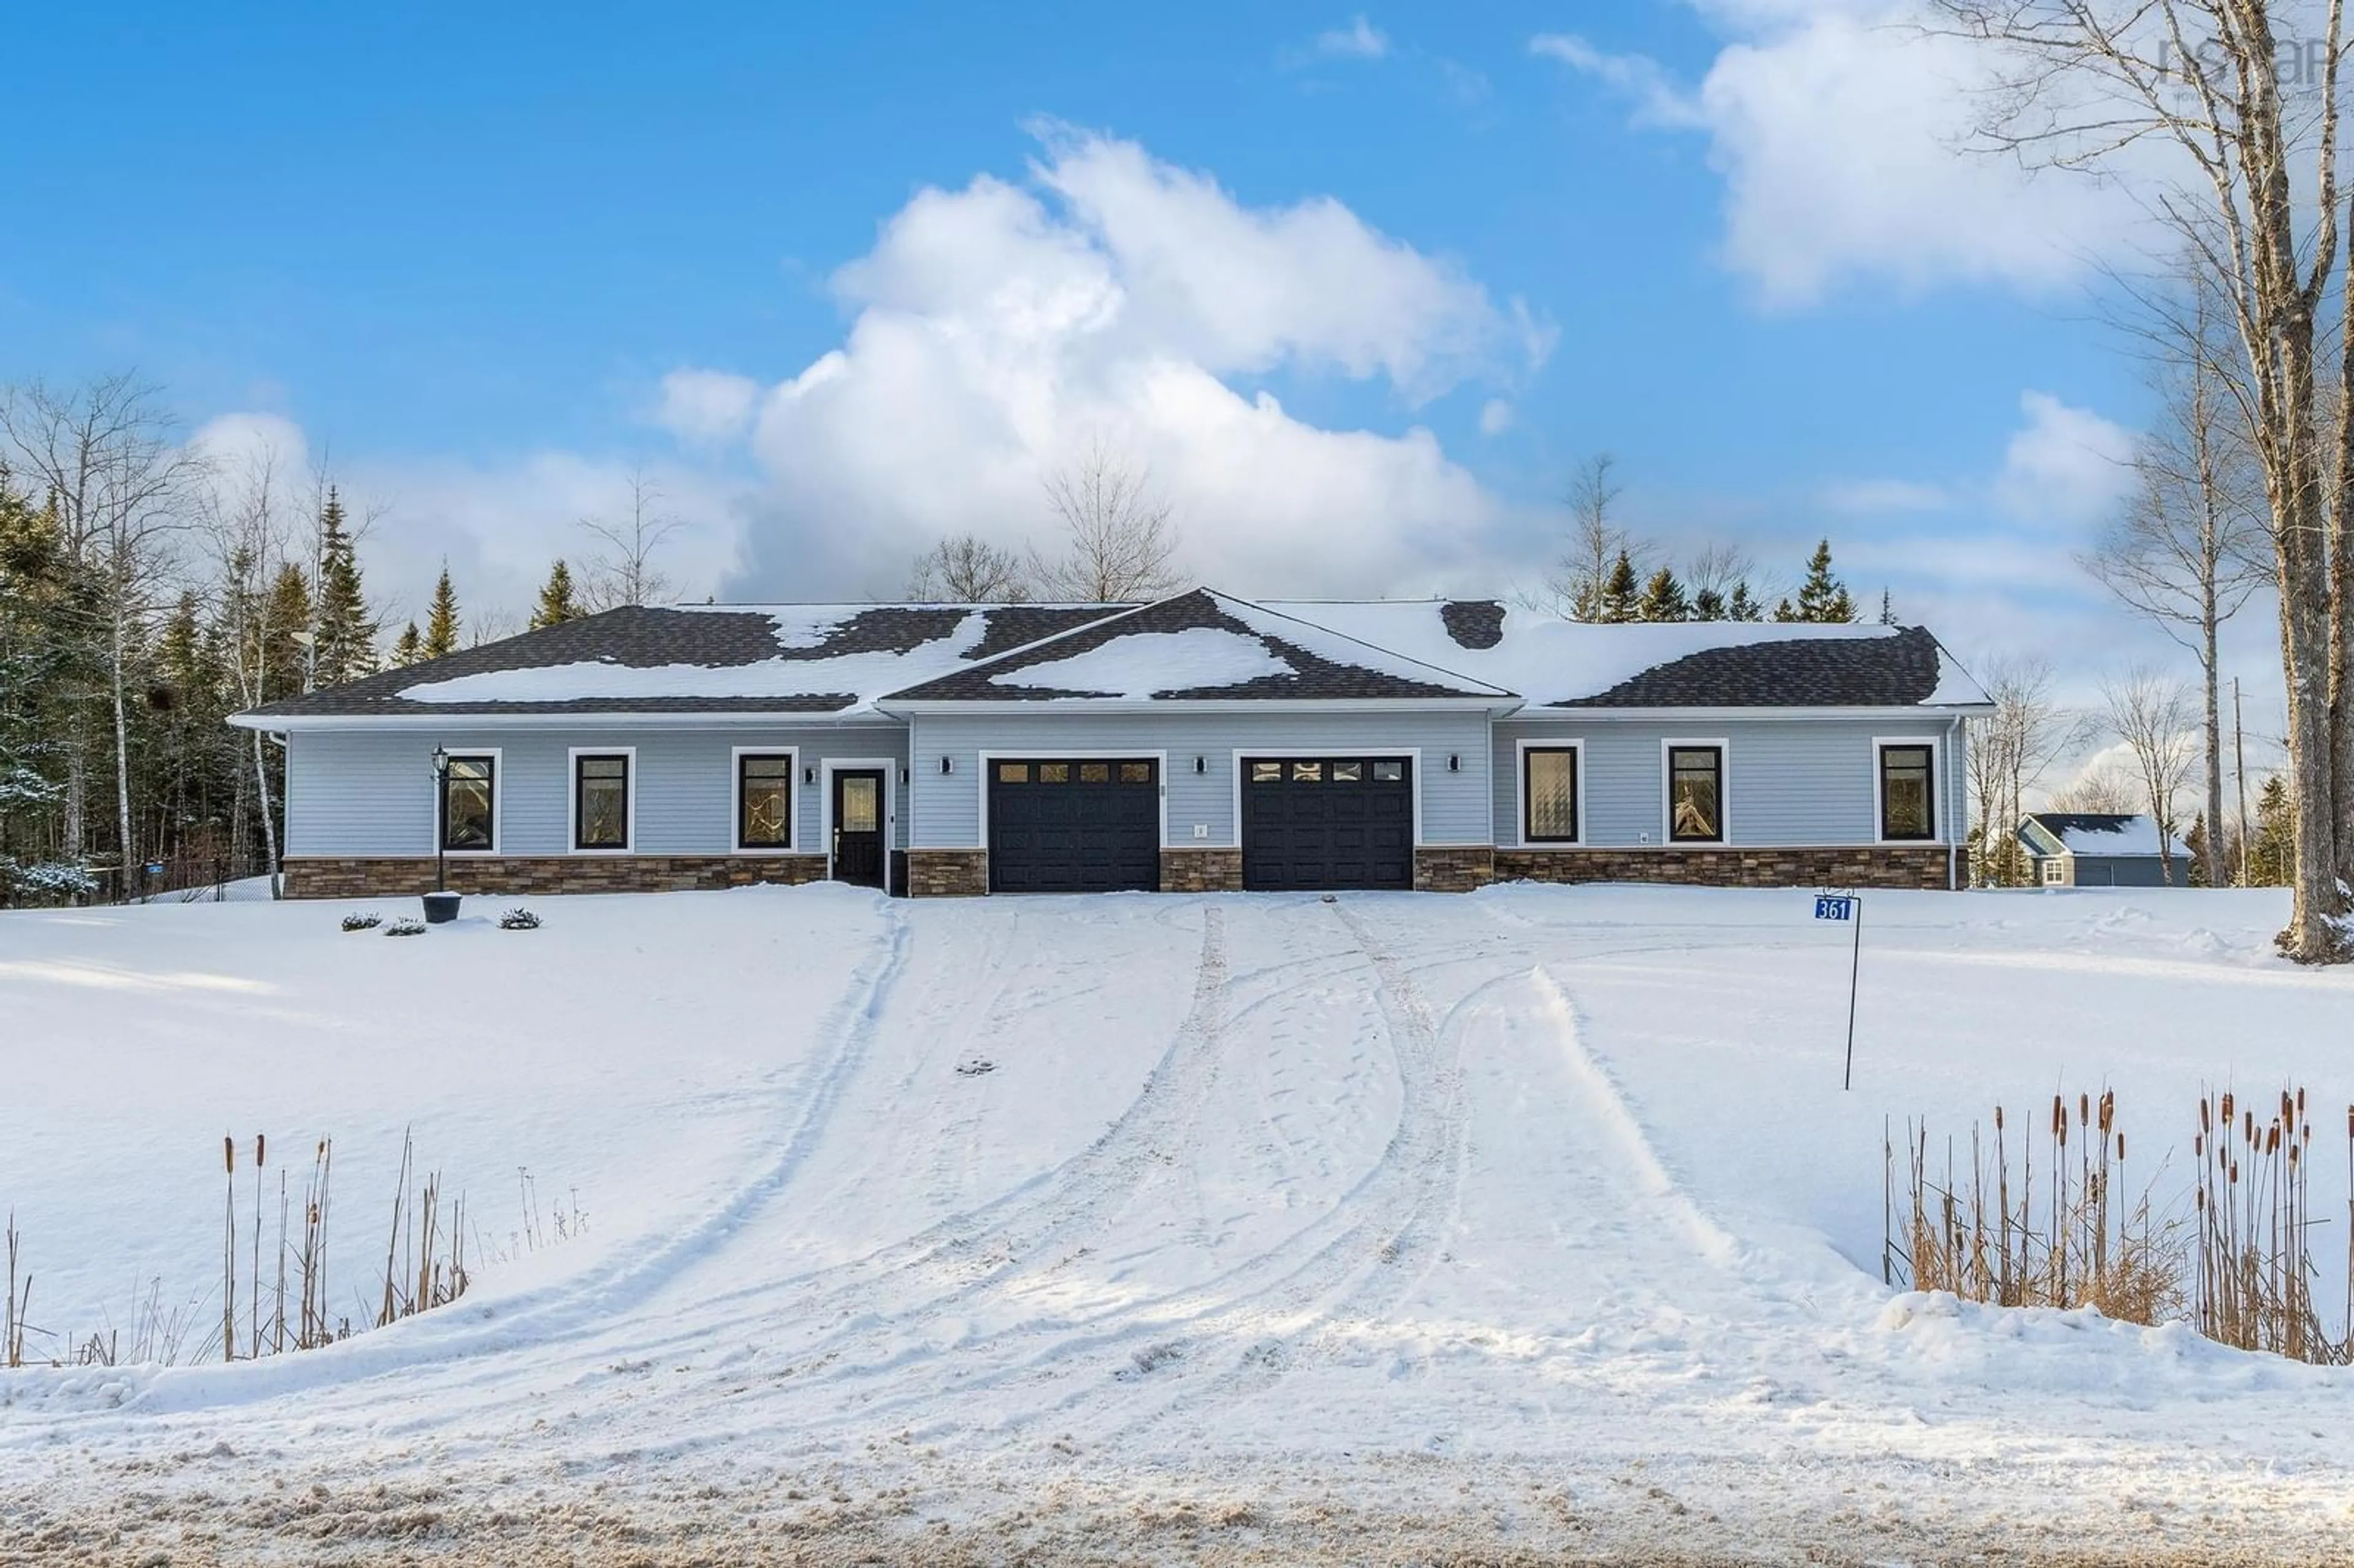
<box><xmin>2025</xmin><ymin>813</ymin><xmax>2178</xmax><ymax>858</ymax></box>
<box><xmin>993</xmin><ymin>626</ymin><xmax>1292</xmax><ymax>699</ymax></box>
<box><xmin>1259</xmin><ymin>601</ymin><xmax>1984</xmax><ymax>709</ymax></box>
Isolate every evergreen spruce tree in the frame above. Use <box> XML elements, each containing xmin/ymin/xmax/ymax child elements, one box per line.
<box><xmin>390</xmin><ymin>622</ymin><xmax>423</xmax><ymax>667</ymax></box>
<box><xmin>1781</xmin><ymin>540</ymin><xmax>1857</xmax><ymax>623</ymax></box>
<box><xmin>261</xmin><ymin>564</ymin><xmax>313</xmax><ymax>698</ymax></box>
<box><xmin>1726</xmin><ymin>581</ymin><xmax>1764</xmax><ymax>622</ymax></box>
<box><xmin>1880</xmin><ymin>588</ymin><xmax>1896</xmax><ymax>625</ymax></box>
<box><xmin>1690</xmin><ymin>585</ymin><xmax>1727</xmax><ymax>621</ymax></box>
<box><xmin>2248</xmin><ymin>775</ymin><xmax>2293</xmax><ymax>885</ymax></box>
<box><xmin>1637</xmin><ymin>567</ymin><xmax>1689</xmax><ymax>622</ymax></box>
<box><xmin>2184</xmin><ymin>815</ymin><xmax>2211</xmax><ymax>887</ymax></box>
<box><xmin>423</xmin><ymin>568</ymin><xmax>461</xmax><ymax>659</ymax></box>
<box><xmin>531</xmin><ymin>559</ymin><xmax>581</xmax><ymax>630</ymax></box>
<box><xmin>310</xmin><ymin>487</ymin><xmax>381</xmax><ymax>687</ymax></box>
<box><xmin>1596</xmin><ymin>550</ymin><xmax>1641</xmax><ymax>623</ymax></box>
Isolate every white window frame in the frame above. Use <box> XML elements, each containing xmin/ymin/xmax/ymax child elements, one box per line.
<box><xmin>1513</xmin><ymin>737</ymin><xmax>1586</xmax><ymax>848</ymax></box>
<box><xmin>730</xmin><ymin>745</ymin><xmax>802</xmax><ymax>855</ymax></box>
<box><xmin>432</xmin><ymin>747</ymin><xmax>503</xmax><ymax>857</ymax></box>
<box><xmin>2041</xmin><ymin>856</ymin><xmax>2068</xmax><ymax>887</ymax></box>
<box><xmin>1871</xmin><ymin>734</ymin><xmax>1945</xmax><ymax>847</ymax></box>
<box><xmin>980</xmin><ymin>749</ymin><xmax>1172</xmax><ymax>851</ymax></box>
<box><xmin>1233</xmin><ymin>749</ymin><xmax>1424</xmax><ymax>848</ymax></box>
<box><xmin>566</xmin><ymin>745</ymin><xmax>638</xmax><ymax>856</ymax></box>
<box><xmin>1660</xmin><ymin>737</ymin><xmax>1729</xmax><ymax>846</ymax></box>
<box><xmin>820</xmin><ymin>756</ymin><xmax>899</xmax><ymax>882</ymax></box>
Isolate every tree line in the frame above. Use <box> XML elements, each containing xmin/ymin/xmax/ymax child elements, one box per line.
<box><xmin>0</xmin><ymin>378</ymin><xmax>681</xmax><ymax>904</ymax></box>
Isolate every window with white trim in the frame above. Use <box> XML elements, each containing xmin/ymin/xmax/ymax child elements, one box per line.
<box><xmin>441</xmin><ymin>755</ymin><xmax>495</xmax><ymax>851</ymax></box>
<box><xmin>738</xmin><ymin>754</ymin><xmax>793</xmax><ymax>850</ymax></box>
<box><xmin>1878</xmin><ymin>744</ymin><xmax>1935</xmax><ymax>841</ymax></box>
<box><xmin>1523</xmin><ymin>747</ymin><xmax>1579</xmax><ymax>843</ymax></box>
<box><xmin>1667</xmin><ymin>746</ymin><xmax>1723</xmax><ymax>842</ymax></box>
<box><xmin>574</xmin><ymin>754</ymin><xmax>630</xmax><ymax>850</ymax></box>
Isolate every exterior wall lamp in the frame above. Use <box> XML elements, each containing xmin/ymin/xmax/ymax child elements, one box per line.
<box><xmin>940</xmin><ymin>756</ymin><xmax>954</xmax><ymax>774</ymax></box>
<box><xmin>429</xmin><ymin>744</ymin><xmax>451</xmax><ymax>892</ymax></box>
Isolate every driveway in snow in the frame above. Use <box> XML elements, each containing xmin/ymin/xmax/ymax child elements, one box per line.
<box><xmin>2</xmin><ymin>884</ymin><xmax>2352</xmax><ymax>1564</ymax></box>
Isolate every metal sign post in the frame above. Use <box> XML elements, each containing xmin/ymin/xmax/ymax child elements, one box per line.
<box><xmin>1813</xmin><ymin>891</ymin><xmax>1863</xmax><ymax>1089</ymax></box>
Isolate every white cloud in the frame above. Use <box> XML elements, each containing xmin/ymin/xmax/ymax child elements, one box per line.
<box><xmin>1314</xmin><ymin>15</ymin><xmax>1390</xmax><ymax>60</ymax></box>
<box><xmin>1995</xmin><ymin>390</ymin><xmax>2136</xmax><ymax>527</ymax></box>
<box><xmin>1536</xmin><ymin>4</ymin><xmax>2171</xmax><ymax>303</ymax></box>
<box><xmin>1479</xmin><ymin>398</ymin><xmax>1514</xmax><ymax>436</ymax></box>
<box><xmin>1819</xmin><ymin>478</ymin><xmax>1949</xmax><ymax>515</ymax></box>
<box><xmin>652</xmin><ymin>369</ymin><xmax>761</xmax><ymax>446</ymax></box>
<box><xmin>675</xmin><ymin>128</ymin><xmax>1537</xmax><ymax>598</ymax></box>
<box><xmin>189</xmin><ymin>411</ymin><xmax>311</xmax><ymax>480</ymax></box>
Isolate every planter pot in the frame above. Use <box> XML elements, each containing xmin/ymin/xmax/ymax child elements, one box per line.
<box><xmin>421</xmin><ymin>891</ymin><xmax>462</xmax><ymax>924</ymax></box>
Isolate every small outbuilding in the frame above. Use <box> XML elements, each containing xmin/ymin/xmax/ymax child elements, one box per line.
<box><xmin>2016</xmin><ymin>812</ymin><xmax>2192</xmax><ymax>888</ymax></box>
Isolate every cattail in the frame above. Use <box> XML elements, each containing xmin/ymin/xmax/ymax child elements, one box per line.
<box><xmin>1995</xmin><ymin>1105</ymin><xmax>2005</xmax><ymax>1132</ymax></box>
<box><xmin>2098</xmin><ymin>1090</ymin><xmax>2113</xmax><ymax>1136</ymax></box>
<box><xmin>2079</xmin><ymin>1092</ymin><xmax>2090</xmax><ymax>1127</ymax></box>
<box><xmin>2245</xmin><ymin>1110</ymin><xmax>2255</xmax><ymax>1144</ymax></box>
<box><xmin>2116</xmin><ymin>1133</ymin><xmax>2126</xmax><ymax>1162</ymax></box>
<box><xmin>224</xmin><ymin>1136</ymin><xmax>234</xmax><ymax>1174</ymax></box>
<box><xmin>2202</xmin><ymin>1097</ymin><xmax>2214</xmax><ymax>1133</ymax></box>
<box><xmin>256</xmin><ymin>1133</ymin><xmax>266</xmax><ymax>1168</ymax></box>
<box><xmin>2222</xmin><ymin>1092</ymin><xmax>2234</xmax><ymax>1126</ymax></box>
<box><xmin>2229</xmin><ymin>1161</ymin><xmax>2239</xmax><ymax>1185</ymax></box>
<box><xmin>2268</xmin><ymin>1122</ymin><xmax>2281</xmax><ymax>1154</ymax></box>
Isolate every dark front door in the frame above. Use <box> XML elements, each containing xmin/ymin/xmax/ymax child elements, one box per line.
<box><xmin>831</xmin><ymin>770</ymin><xmax>886</xmax><ymax>889</ymax></box>
<box><xmin>1241</xmin><ymin>756</ymin><xmax>1414</xmax><ymax>891</ymax></box>
<box><xmin>988</xmin><ymin>759</ymin><xmax>1160</xmax><ymax>893</ymax></box>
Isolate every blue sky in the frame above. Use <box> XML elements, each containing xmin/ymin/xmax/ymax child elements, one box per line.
<box><xmin>0</xmin><ymin>2</ymin><xmax>2263</xmax><ymax>745</ymax></box>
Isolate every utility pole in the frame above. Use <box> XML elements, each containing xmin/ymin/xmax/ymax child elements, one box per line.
<box><xmin>2233</xmin><ymin>677</ymin><xmax>2250</xmax><ymax>887</ymax></box>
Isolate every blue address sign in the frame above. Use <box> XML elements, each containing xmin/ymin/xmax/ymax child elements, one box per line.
<box><xmin>1814</xmin><ymin>895</ymin><xmax>1855</xmax><ymax>922</ymax></box>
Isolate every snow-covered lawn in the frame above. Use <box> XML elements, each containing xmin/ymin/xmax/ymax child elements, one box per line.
<box><xmin>3</xmin><ymin>883</ymin><xmax>2352</xmax><ymax>1564</ymax></box>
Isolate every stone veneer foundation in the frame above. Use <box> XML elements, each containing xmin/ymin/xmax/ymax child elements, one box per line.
<box><xmin>1159</xmin><ymin>847</ymin><xmax>1243</xmax><ymax>892</ymax></box>
<box><xmin>1412</xmin><ymin>845</ymin><xmax>1496</xmax><ymax>893</ymax></box>
<box><xmin>1491</xmin><ymin>844</ymin><xmax>1965</xmax><ymax>891</ymax></box>
<box><xmin>281</xmin><ymin>854</ymin><xmax>828</xmax><ymax>900</ymax></box>
<box><xmin>907</xmin><ymin>848</ymin><xmax>990</xmax><ymax>897</ymax></box>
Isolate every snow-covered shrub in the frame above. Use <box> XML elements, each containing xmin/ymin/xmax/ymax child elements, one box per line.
<box><xmin>383</xmin><ymin>918</ymin><xmax>426</xmax><ymax>937</ymax></box>
<box><xmin>340</xmin><ymin>911</ymin><xmax>383</xmax><ymax>932</ymax></box>
<box><xmin>498</xmin><ymin>907</ymin><xmax>541</xmax><ymax>931</ymax></box>
<box><xmin>9</xmin><ymin>859</ymin><xmax>97</xmax><ymax>899</ymax></box>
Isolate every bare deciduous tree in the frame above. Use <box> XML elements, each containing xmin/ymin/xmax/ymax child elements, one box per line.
<box><xmin>1542</xmin><ymin>453</ymin><xmax>1644</xmax><ymax>621</ymax></box>
<box><xmin>908</xmin><ymin>534</ymin><xmax>1031</xmax><ymax>602</ymax></box>
<box><xmin>1968</xmin><ymin>655</ymin><xmax>2088</xmax><ymax>884</ymax></box>
<box><xmin>1032</xmin><ymin>441</ymin><xmax>1179</xmax><ymax>603</ymax></box>
<box><xmin>195</xmin><ymin>443</ymin><xmax>295</xmax><ymax>896</ymax></box>
<box><xmin>2102</xmin><ymin>666</ymin><xmax>2201</xmax><ymax>884</ymax></box>
<box><xmin>2084</xmin><ymin>268</ymin><xmax>2272</xmax><ymax>888</ymax></box>
<box><xmin>0</xmin><ymin>375</ymin><xmax>203</xmax><ymax>878</ymax></box>
<box><xmin>581</xmin><ymin>468</ymin><xmax>680</xmax><ymax>609</ymax></box>
<box><xmin>1929</xmin><ymin>0</ymin><xmax>2348</xmax><ymax>951</ymax></box>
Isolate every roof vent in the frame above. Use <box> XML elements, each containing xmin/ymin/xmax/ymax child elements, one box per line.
<box><xmin>1441</xmin><ymin>599</ymin><xmax>1506</xmax><ymax>650</ymax></box>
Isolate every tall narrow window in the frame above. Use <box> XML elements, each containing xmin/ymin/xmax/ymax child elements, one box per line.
<box><xmin>739</xmin><ymin>755</ymin><xmax>793</xmax><ymax>850</ymax></box>
<box><xmin>1667</xmin><ymin>747</ymin><xmax>1723</xmax><ymax>842</ymax></box>
<box><xmin>442</xmin><ymin>755</ymin><xmax>495</xmax><ymax>851</ymax></box>
<box><xmin>574</xmin><ymin>755</ymin><xmax>630</xmax><ymax>850</ymax></box>
<box><xmin>1879</xmin><ymin>744</ymin><xmax>1935</xmax><ymax>841</ymax></box>
<box><xmin>1523</xmin><ymin>747</ymin><xmax>1579</xmax><ymax>843</ymax></box>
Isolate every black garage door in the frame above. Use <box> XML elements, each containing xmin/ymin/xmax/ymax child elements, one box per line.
<box><xmin>1241</xmin><ymin>756</ymin><xmax>1413</xmax><ymax>891</ymax></box>
<box><xmin>988</xmin><ymin>759</ymin><xmax>1160</xmax><ymax>893</ymax></box>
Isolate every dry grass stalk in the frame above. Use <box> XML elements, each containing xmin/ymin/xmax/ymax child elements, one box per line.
<box><xmin>1887</xmin><ymin>1086</ymin><xmax>2184</xmax><ymax>1324</ymax></box>
<box><xmin>2192</xmin><ymin>1086</ymin><xmax>2348</xmax><ymax>1362</ymax></box>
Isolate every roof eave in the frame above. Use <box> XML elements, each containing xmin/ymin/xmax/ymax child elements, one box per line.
<box><xmin>879</xmin><ymin>695</ymin><xmax>1523</xmax><ymax>717</ymax></box>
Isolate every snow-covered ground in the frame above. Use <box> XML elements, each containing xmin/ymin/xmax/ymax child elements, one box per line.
<box><xmin>3</xmin><ymin>883</ymin><xmax>2352</xmax><ymax>1564</ymax></box>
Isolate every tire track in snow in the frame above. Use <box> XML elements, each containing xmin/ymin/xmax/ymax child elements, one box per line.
<box><xmin>21</xmin><ymin>894</ymin><xmax>920</xmax><ymax>1423</ymax></box>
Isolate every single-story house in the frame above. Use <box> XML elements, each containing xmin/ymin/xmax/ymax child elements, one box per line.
<box><xmin>2016</xmin><ymin>812</ymin><xmax>2192</xmax><ymax>888</ymax></box>
<box><xmin>227</xmin><ymin>587</ymin><xmax>1994</xmax><ymax>898</ymax></box>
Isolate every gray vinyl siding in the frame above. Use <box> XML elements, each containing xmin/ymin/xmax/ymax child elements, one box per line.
<box><xmin>1491</xmin><ymin>715</ymin><xmax>1968</xmax><ymax>849</ymax></box>
<box><xmin>907</xmin><ymin>709</ymin><xmax>1495</xmax><ymax>849</ymax></box>
<box><xmin>284</xmin><ymin>723</ymin><xmax>908</xmax><ymax>858</ymax></box>
<box><xmin>2053</xmin><ymin>855</ymin><xmax>2187</xmax><ymax>888</ymax></box>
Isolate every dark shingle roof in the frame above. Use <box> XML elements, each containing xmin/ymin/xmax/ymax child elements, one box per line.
<box><xmin>237</xmin><ymin>603</ymin><xmax>1127</xmax><ymax>720</ymax></box>
<box><xmin>1441</xmin><ymin>599</ymin><xmax>1506</xmax><ymax>649</ymax></box>
<box><xmin>884</xmin><ymin>588</ymin><xmax>1506</xmax><ymax>702</ymax></box>
<box><xmin>1560</xmin><ymin>625</ymin><xmax>1946</xmax><ymax>708</ymax></box>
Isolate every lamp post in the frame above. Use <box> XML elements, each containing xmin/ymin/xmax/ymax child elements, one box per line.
<box><xmin>431</xmin><ymin>744</ymin><xmax>451</xmax><ymax>894</ymax></box>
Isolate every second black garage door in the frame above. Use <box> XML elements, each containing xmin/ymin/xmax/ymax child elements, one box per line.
<box><xmin>1241</xmin><ymin>756</ymin><xmax>1414</xmax><ymax>891</ymax></box>
<box><xmin>988</xmin><ymin>758</ymin><xmax>1160</xmax><ymax>893</ymax></box>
